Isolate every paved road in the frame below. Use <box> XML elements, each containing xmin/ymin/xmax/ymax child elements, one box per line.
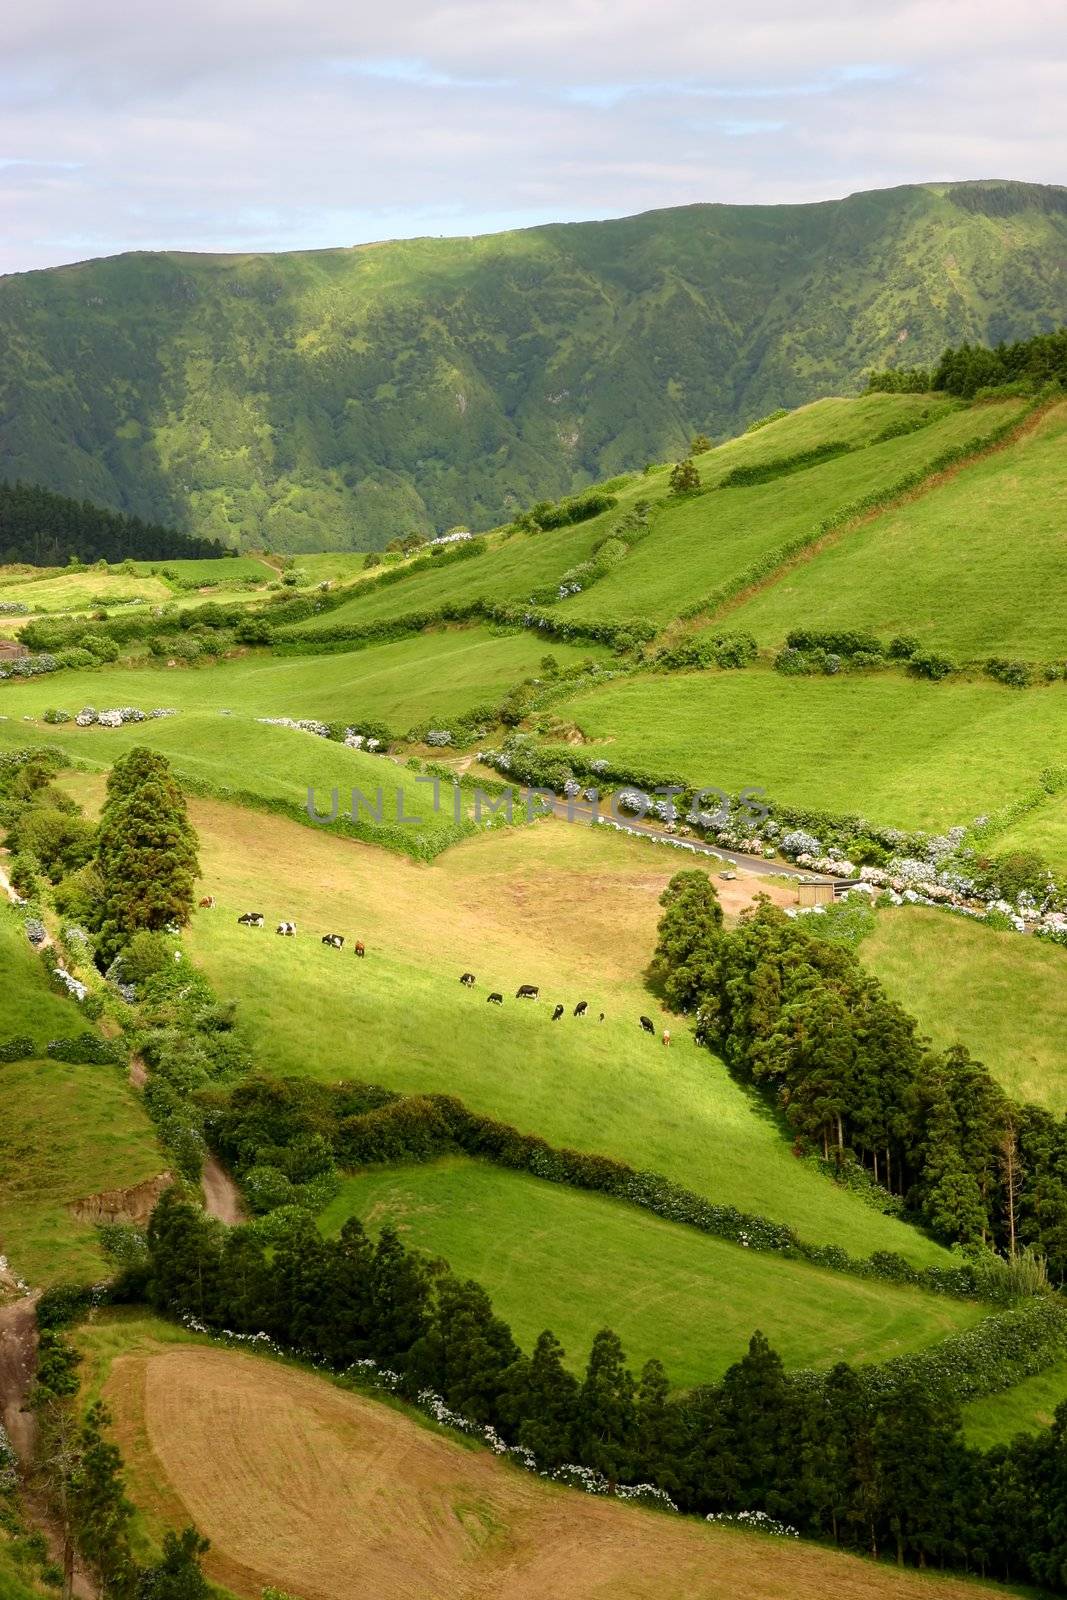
<box><xmin>545</xmin><ymin>799</ymin><xmax>833</xmax><ymax>882</ymax></box>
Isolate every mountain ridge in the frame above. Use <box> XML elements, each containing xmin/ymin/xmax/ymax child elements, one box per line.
<box><xmin>1</xmin><ymin>178</ymin><xmax>1065</xmax><ymax>551</ymax></box>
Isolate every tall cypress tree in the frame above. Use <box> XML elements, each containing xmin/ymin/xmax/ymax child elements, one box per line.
<box><xmin>574</xmin><ymin>1329</ymin><xmax>636</xmax><ymax>1489</ymax></box>
<box><xmin>95</xmin><ymin>750</ymin><xmax>200</xmax><ymax>959</ymax></box>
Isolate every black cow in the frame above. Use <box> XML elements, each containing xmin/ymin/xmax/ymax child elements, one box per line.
<box><xmin>238</xmin><ymin>913</ymin><xmax>264</xmax><ymax>927</ymax></box>
<box><xmin>639</xmin><ymin>1015</ymin><xmax>656</xmax><ymax>1035</ymax></box>
<box><xmin>574</xmin><ymin>1001</ymin><xmax>588</xmax><ymax>1018</ymax></box>
<box><xmin>322</xmin><ymin>934</ymin><xmax>344</xmax><ymax>949</ymax></box>
<box><xmin>516</xmin><ymin>984</ymin><xmax>539</xmax><ymax>1000</ymax></box>
<box><xmin>551</xmin><ymin>1003</ymin><xmax>564</xmax><ymax>1021</ymax></box>
<box><xmin>487</xmin><ymin>992</ymin><xmax>503</xmax><ymax>1005</ymax></box>
<box><xmin>460</xmin><ymin>973</ymin><xmax>476</xmax><ymax>987</ymax></box>
<box><xmin>598</xmin><ymin>1012</ymin><xmax>605</xmax><ymax>1023</ymax></box>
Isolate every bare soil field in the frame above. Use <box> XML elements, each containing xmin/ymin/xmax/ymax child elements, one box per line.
<box><xmin>104</xmin><ymin>1343</ymin><xmax>1012</xmax><ymax>1600</ymax></box>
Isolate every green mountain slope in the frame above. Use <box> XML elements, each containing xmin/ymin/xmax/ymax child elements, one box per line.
<box><xmin>1</xmin><ymin>180</ymin><xmax>1065</xmax><ymax>552</ymax></box>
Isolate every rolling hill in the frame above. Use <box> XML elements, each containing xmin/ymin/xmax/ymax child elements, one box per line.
<box><xmin>1</xmin><ymin>180</ymin><xmax>1066</xmax><ymax>551</ymax></box>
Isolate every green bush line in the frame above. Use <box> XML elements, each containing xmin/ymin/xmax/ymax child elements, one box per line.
<box><xmin>280</xmin><ymin>596</ymin><xmax>655</xmax><ymax>653</ymax></box>
<box><xmin>717</xmin><ymin>439</ymin><xmax>853</xmax><ymax>488</ymax></box>
<box><xmin>968</xmin><ymin>765</ymin><xmax>1067</xmax><ymax>848</ymax></box>
<box><xmin>681</xmin><ymin>400</ymin><xmax>1042</xmax><ymax>623</ymax></box>
<box><xmin>214</xmin><ymin>1081</ymin><xmax>1015</xmax><ymax>1304</ymax></box>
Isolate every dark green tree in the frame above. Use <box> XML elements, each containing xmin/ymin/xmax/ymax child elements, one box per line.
<box><xmin>574</xmin><ymin>1329</ymin><xmax>636</xmax><ymax>1488</ymax></box>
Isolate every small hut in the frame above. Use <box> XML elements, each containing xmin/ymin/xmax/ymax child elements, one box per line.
<box><xmin>796</xmin><ymin>876</ymin><xmax>834</xmax><ymax>908</ymax></box>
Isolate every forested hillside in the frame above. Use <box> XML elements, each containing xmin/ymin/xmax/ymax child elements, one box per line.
<box><xmin>1</xmin><ymin>179</ymin><xmax>1065</xmax><ymax>551</ymax></box>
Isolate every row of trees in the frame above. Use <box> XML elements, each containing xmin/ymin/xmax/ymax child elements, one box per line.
<box><xmin>866</xmin><ymin>327</ymin><xmax>1067</xmax><ymax>398</ymax></box>
<box><xmin>31</xmin><ymin>1324</ymin><xmax>209</xmax><ymax>1598</ymax></box>
<box><xmin>651</xmin><ymin>873</ymin><xmax>1067</xmax><ymax>1276</ymax></box>
<box><xmin>140</xmin><ymin>1188</ymin><xmax>1067</xmax><ymax>1585</ymax></box>
<box><xmin>5</xmin><ymin>747</ymin><xmax>200</xmax><ymax>964</ymax></box>
<box><xmin>0</xmin><ymin>479</ymin><xmax>226</xmax><ymax>567</ymax></box>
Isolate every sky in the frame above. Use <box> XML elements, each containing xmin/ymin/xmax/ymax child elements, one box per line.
<box><xmin>1</xmin><ymin>0</ymin><xmax>1064</xmax><ymax>276</ymax></box>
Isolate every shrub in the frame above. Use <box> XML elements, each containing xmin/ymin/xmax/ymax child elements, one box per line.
<box><xmin>985</xmin><ymin>657</ymin><xmax>1034</xmax><ymax>688</ymax></box>
<box><xmin>888</xmin><ymin>633</ymin><xmax>921</xmax><ymax>660</ymax></box>
<box><xmin>907</xmin><ymin>650</ymin><xmax>956</xmax><ymax>681</ymax></box>
<box><xmin>668</xmin><ymin>459</ymin><xmax>700</xmax><ymax>494</ymax></box>
<box><xmin>0</xmin><ymin>1035</ymin><xmax>35</xmax><ymax>1063</ymax></box>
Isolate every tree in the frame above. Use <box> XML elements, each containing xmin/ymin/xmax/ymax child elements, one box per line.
<box><xmin>408</xmin><ymin>1277</ymin><xmax>520</xmax><ymax>1423</ymax></box>
<box><xmin>366</xmin><ymin>1225</ymin><xmax>433</xmax><ymax>1361</ymax></box>
<box><xmin>137</xmin><ymin>1528</ymin><xmax>210</xmax><ymax>1599</ymax></box>
<box><xmin>668</xmin><ymin>458</ymin><xmax>700</xmax><ymax>495</ymax></box>
<box><xmin>94</xmin><ymin>750</ymin><xmax>200</xmax><ymax>958</ymax></box>
<box><xmin>574</xmin><ymin>1329</ymin><xmax>636</xmax><ymax>1488</ymax></box>
<box><xmin>511</xmin><ymin>1330</ymin><xmax>578</xmax><ymax>1467</ymax></box>
<box><xmin>634</xmin><ymin>1358</ymin><xmax>685</xmax><ymax>1490</ymax></box>
<box><xmin>690</xmin><ymin>433</ymin><xmax>712</xmax><ymax>454</ymax></box>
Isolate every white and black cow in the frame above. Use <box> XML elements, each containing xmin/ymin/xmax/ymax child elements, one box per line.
<box><xmin>487</xmin><ymin>991</ymin><xmax>503</xmax><ymax>1005</ymax></box>
<box><xmin>516</xmin><ymin>984</ymin><xmax>539</xmax><ymax>1000</ymax></box>
<box><xmin>276</xmin><ymin>921</ymin><xmax>296</xmax><ymax>936</ymax></box>
<box><xmin>460</xmin><ymin>972</ymin><xmax>476</xmax><ymax>987</ymax></box>
<box><xmin>322</xmin><ymin>933</ymin><xmax>345</xmax><ymax>949</ymax></box>
<box><xmin>574</xmin><ymin>1001</ymin><xmax>589</xmax><ymax>1018</ymax></box>
<box><xmin>639</xmin><ymin>1015</ymin><xmax>656</xmax><ymax>1035</ymax></box>
<box><xmin>238</xmin><ymin>912</ymin><xmax>264</xmax><ymax>927</ymax></box>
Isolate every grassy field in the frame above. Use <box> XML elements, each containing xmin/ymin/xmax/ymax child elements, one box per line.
<box><xmin>729</xmin><ymin>403</ymin><xmax>1067</xmax><ymax>656</ymax></box>
<box><xmin>0</xmin><ymin>905</ymin><xmax>163</xmax><ymax>1285</ymax></box>
<box><xmin>862</xmin><ymin>908</ymin><xmax>1067</xmax><ymax>1110</ymax></box>
<box><xmin>994</xmin><ymin>789</ymin><xmax>1067</xmax><ymax>877</ymax></box>
<box><xmin>561</xmin><ymin>400</ymin><xmax>1022</xmax><ymax>628</ymax></box>
<box><xmin>544</xmin><ymin>666</ymin><xmax>1067</xmax><ymax>832</ymax></box>
<box><xmin>0</xmin><ymin>714</ymin><xmax>476</xmax><ymax>858</ymax></box>
<box><xmin>77</xmin><ymin>1319</ymin><xmax>1016</xmax><ymax>1600</ymax></box>
<box><xmin>159</xmin><ymin>791</ymin><xmax>953</xmax><ymax>1264</ymax></box>
<box><xmin>281</xmin><ymin>398</ymin><xmax>1014</xmax><ymax>637</ymax></box>
<box><xmin>963</xmin><ymin>1360</ymin><xmax>1067</xmax><ymax>1450</ymax></box>
<box><xmin>0</xmin><ymin>625</ymin><xmax>607</xmax><ymax>732</ymax></box>
<box><xmin>321</xmin><ymin>1158</ymin><xmax>983</xmax><ymax>1386</ymax></box>
<box><xmin>0</xmin><ymin>567</ymin><xmax>173</xmax><ymax>613</ymax></box>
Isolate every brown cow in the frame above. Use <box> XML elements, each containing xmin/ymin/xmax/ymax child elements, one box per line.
<box><xmin>199</xmin><ymin>896</ymin><xmax>215</xmax><ymax>909</ymax></box>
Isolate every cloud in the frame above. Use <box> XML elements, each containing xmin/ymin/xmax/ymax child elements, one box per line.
<box><xmin>0</xmin><ymin>1</ymin><xmax>1063</xmax><ymax>274</ymax></box>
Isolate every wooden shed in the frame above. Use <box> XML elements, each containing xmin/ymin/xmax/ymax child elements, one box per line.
<box><xmin>796</xmin><ymin>876</ymin><xmax>835</xmax><ymax>908</ymax></box>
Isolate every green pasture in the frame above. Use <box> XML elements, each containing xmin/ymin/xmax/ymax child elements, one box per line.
<box><xmin>545</xmin><ymin>666</ymin><xmax>1067</xmax><ymax>832</ymax></box>
<box><xmin>994</xmin><ymin>789</ymin><xmax>1067</xmax><ymax>878</ymax></box>
<box><xmin>0</xmin><ymin>906</ymin><xmax>162</xmax><ymax>1286</ymax></box>
<box><xmin>0</xmin><ymin>625</ymin><xmax>607</xmax><ymax>732</ymax></box>
<box><xmin>177</xmin><ymin>796</ymin><xmax>952</xmax><ymax>1266</ymax></box>
<box><xmin>561</xmin><ymin>400</ymin><xmax>1020</xmax><ymax>628</ymax></box>
<box><xmin>729</xmin><ymin>403</ymin><xmax>1067</xmax><ymax>656</ymax></box>
<box><xmin>963</xmin><ymin>1360</ymin><xmax>1067</xmax><ymax>1450</ymax></box>
<box><xmin>0</xmin><ymin>567</ymin><xmax>172</xmax><ymax>613</ymax></box>
<box><xmin>130</xmin><ymin>555</ymin><xmax>270</xmax><ymax>583</ymax></box>
<box><xmin>0</xmin><ymin>714</ymin><xmax>473</xmax><ymax>857</ymax></box>
<box><xmin>861</xmin><ymin>908</ymin><xmax>1067</xmax><ymax>1111</ymax></box>
<box><xmin>320</xmin><ymin>1157</ymin><xmax>985</xmax><ymax>1387</ymax></box>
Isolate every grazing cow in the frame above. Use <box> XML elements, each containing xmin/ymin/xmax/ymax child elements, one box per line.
<box><xmin>276</xmin><ymin>921</ymin><xmax>296</xmax><ymax>936</ymax></box>
<box><xmin>639</xmin><ymin>1015</ymin><xmax>656</xmax><ymax>1035</ymax></box>
<box><xmin>573</xmin><ymin>1001</ymin><xmax>588</xmax><ymax>1018</ymax></box>
<box><xmin>662</xmin><ymin>1029</ymin><xmax>671</xmax><ymax>1047</ymax></box>
<box><xmin>460</xmin><ymin>973</ymin><xmax>476</xmax><ymax>987</ymax></box>
<box><xmin>237</xmin><ymin>912</ymin><xmax>264</xmax><ymax>927</ymax></box>
<box><xmin>551</xmin><ymin>1003</ymin><xmax>564</xmax><ymax>1021</ymax></box>
<box><xmin>598</xmin><ymin>1012</ymin><xmax>605</xmax><ymax>1023</ymax></box>
<box><xmin>322</xmin><ymin>933</ymin><xmax>344</xmax><ymax>949</ymax></box>
<box><xmin>354</xmin><ymin>941</ymin><xmax>365</xmax><ymax>958</ymax></box>
<box><xmin>487</xmin><ymin>992</ymin><xmax>503</xmax><ymax>1005</ymax></box>
<box><xmin>694</xmin><ymin>1030</ymin><xmax>706</xmax><ymax>1047</ymax></box>
<box><xmin>199</xmin><ymin>896</ymin><xmax>215</xmax><ymax>909</ymax></box>
<box><xmin>516</xmin><ymin>984</ymin><xmax>539</xmax><ymax>1000</ymax></box>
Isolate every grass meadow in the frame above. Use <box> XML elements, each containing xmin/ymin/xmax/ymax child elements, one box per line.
<box><xmin>0</xmin><ymin>567</ymin><xmax>173</xmax><ymax>614</ymax></box>
<box><xmin>0</xmin><ymin>714</ymin><xmax>477</xmax><ymax>857</ymax></box>
<box><xmin>729</xmin><ymin>403</ymin><xmax>1067</xmax><ymax>656</ymax></box>
<box><xmin>545</xmin><ymin>666</ymin><xmax>1067</xmax><ymax>831</ymax></box>
<box><xmin>320</xmin><ymin>1157</ymin><xmax>984</xmax><ymax>1386</ymax></box>
<box><xmin>995</xmin><ymin>789</ymin><xmax>1067</xmax><ymax>877</ymax></box>
<box><xmin>861</xmin><ymin>908</ymin><xmax>1067</xmax><ymax>1110</ymax></box>
<box><xmin>0</xmin><ymin>625</ymin><xmax>606</xmax><ymax>731</ymax></box>
<box><xmin>162</xmin><ymin>792</ymin><xmax>953</xmax><ymax>1264</ymax></box>
<box><xmin>963</xmin><ymin>1360</ymin><xmax>1067</xmax><ymax>1450</ymax></box>
<box><xmin>279</xmin><ymin>398</ymin><xmax>1012</xmax><ymax>638</ymax></box>
<box><xmin>0</xmin><ymin>906</ymin><xmax>162</xmax><ymax>1284</ymax></box>
<box><xmin>561</xmin><ymin>399</ymin><xmax>1021</xmax><ymax>628</ymax></box>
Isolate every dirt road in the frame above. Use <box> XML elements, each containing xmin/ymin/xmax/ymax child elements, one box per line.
<box><xmin>201</xmin><ymin>1156</ymin><xmax>247</xmax><ymax>1226</ymax></box>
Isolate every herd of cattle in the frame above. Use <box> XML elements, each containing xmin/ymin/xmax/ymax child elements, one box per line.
<box><xmin>210</xmin><ymin>896</ymin><xmax>668</xmax><ymax>1041</ymax></box>
<box><xmin>459</xmin><ymin>972</ymin><xmax>668</xmax><ymax>1041</ymax></box>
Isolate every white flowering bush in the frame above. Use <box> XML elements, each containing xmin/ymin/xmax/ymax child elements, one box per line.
<box><xmin>781</xmin><ymin>828</ymin><xmax>821</xmax><ymax>858</ymax></box>
<box><xmin>424</xmin><ymin>729</ymin><xmax>453</xmax><ymax>746</ymax></box>
<box><xmin>706</xmin><ymin>1509</ymin><xmax>798</xmax><ymax>1537</ymax></box>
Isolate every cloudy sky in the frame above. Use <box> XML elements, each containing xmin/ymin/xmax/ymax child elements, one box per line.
<box><xmin>1</xmin><ymin>0</ymin><xmax>1064</xmax><ymax>275</ymax></box>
